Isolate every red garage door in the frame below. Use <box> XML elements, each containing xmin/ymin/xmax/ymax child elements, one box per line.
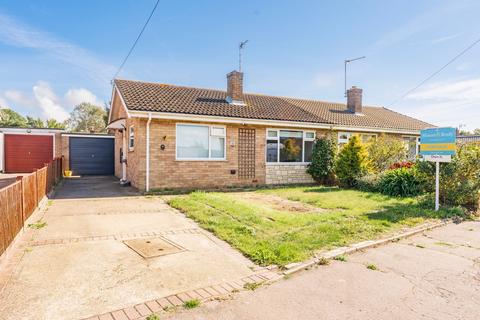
<box><xmin>4</xmin><ymin>134</ymin><xmax>53</xmax><ymax>173</ymax></box>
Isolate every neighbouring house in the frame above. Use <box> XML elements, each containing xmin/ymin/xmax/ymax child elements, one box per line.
<box><xmin>0</xmin><ymin>127</ymin><xmax>114</xmax><ymax>175</ymax></box>
<box><xmin>457</xmin><ymin>135</ymin><xmax>480</xmax><ymax>144</ymax></box>
<box><xmin>107</xmin><ymin>71</ymin><xmax>433</xmax><ymax>191</ymax></box>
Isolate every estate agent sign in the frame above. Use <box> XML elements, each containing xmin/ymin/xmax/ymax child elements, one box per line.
<box><xmin>420</xmin><ymin>127</ymin><xmax>457</xmax><ymax>211</ymax></box>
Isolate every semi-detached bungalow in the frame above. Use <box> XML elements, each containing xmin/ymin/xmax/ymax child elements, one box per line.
<box><xmin>107</xmin><ymin>70</ymin><xmax>432</xmax><ymax>191</ymax></box>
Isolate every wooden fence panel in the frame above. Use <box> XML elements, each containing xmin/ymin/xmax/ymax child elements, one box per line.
<box><xmin>0</xmin><ymin>182</ymin><xmax>23</xmax><ymax>256</ymax></box>
<box><xmin>1</xmin><ymin>159</ymin><xmax>62</xmax><ymax>258</ymax></box>
<box><xmin>36</xmin><ymin>167</ymin><xmax>47</xmax><ymax>200</ymax></box>
<box><xmin>22</xmin><ymin>173</ymin><xmax>37</xmax><ymax>220</ymax></box>
<box><xmin>0</xmin><ymin>185</ymin><xmax>7</xmax><ymax>255</ymax></box>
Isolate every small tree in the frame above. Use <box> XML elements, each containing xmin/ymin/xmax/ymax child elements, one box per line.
<box><xmin>46</xmin><ymin>118</ymin><xmax>66</xmax><ymax>129</ymax></box>
<box><xmin>0</xmin><ymin>108</ymin><xmax>27</xmax><ymax>127</ymax></box>
<box><xmin>366</xmin><ymin>134</ymin><xmax>407</xmax><ymax>173</ymax></box>
<box><xmin>307</xmin><ymin>137</ymin><xmax>336</xmax><ymax>185</ymax></box>
<box><xmin>26</xmin><ymin>116</ymin><xmax>45</xmax><ymax>128</ymax></box>
<box><xmin>335</xmin><ymin>135</ymin><xmax>368</xmax><ymax>187</ymax></box>
<box><xmin>66</xmin><ymin>102</ymin><xmax>107</xmax><ymax>133</ymax></box>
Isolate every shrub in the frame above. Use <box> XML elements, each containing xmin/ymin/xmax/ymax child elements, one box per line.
<box><xmin>335</xmin><ymin>136</ymin><xmax>368</xmax><ymax>187</ymax></box>
<box><xmin>356</xmin><ymin>174</ymin><xmax>382</xmax><ymax>193</ymax></box>
<box><xmin>307</xmin><ymin>137</ymin><xmax>336</xmax><ymax>185</ymax></box>
<box><xmin>389</xmin><ymin>160</ymin><xmax>415</xmax><ymax>170</ymax></box>
<box><xmin>366</xmin><ymin>134</ymin><xmax>407</xmax><ymax>173</ymax></box>
<box><xmin>416</xmin><ymin>142</ymin><xmax>480</xmax><ymax>211</ymax></box>
<box><xmin>378</xmin><ymin>167</ymin><xmax>422</xmax><ymax>197</ymax></box>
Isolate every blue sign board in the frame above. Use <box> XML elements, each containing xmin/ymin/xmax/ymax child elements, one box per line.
<box><xmin>420</xmin><ymin>127</ymin><xmax>456</xmax><ymax>156</ymax></box>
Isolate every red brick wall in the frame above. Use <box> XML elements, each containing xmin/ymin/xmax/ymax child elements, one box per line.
<box><xmin>113</xmin><ymin>117</ymin><xmax>416</xmax><ymax>190</ymax></box>
<box><xmin>141</xmin><ymin>120</ymin><xmax>266</xmax><ymax>190</ymax></box>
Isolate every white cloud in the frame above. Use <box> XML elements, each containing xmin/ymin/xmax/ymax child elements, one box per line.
<box><xmin>0</xmin><ymin>13</ymin><xmax>116</xmax><ymax>86</ymax></box>
<box><xmin>407</xmin><ymin>78</ymin><xmax>480</xmax><ymax>101</ymax></box>
<box><xmin>404</xmin><ymin>78</ymin><xmax>480</xmax><ymax>130</ymax></box>
<box><xmin>1</xmin><ymin>82</ymin><xmax>104</xmax><ymax>122</ymax></box>
<box><xmin>33</xmin><ymin>81</ymin><xmax>70</xmax><ymax>121</ymax></box>
<box><xmin>4</xmin><ymin>90</ymin><xmax>35</xmax><ymax>106</ymax></box>
<box><xmin>431</xmin><ymin>33</ymin><xmax>462</xmax><ymax>44</ymax></box>
<box><xmin>64</xmin><ymin>88</ymin><xmax>103</xmax><ymax>108</ymax></box>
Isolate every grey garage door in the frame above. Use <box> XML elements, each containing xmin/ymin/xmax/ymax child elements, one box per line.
<box><xmin>69</xmin><ymin>137</ymin><xmax>114</xmax><ymax>175</ymax></box>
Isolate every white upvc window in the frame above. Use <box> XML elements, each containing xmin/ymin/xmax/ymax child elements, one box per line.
<box><xmin>129</xmin><ymin>126</ymin><xmax>135</xmax><ymax>150</ymax></box>
<box><xmin>338</xmin><ymin>132</ymin><xmax>351</xmax><ymax>144</ymax></box>
<box><xmin>176</xmin><ymin>123</ymin><xmax>226</xmax><ymax>160</ymax></box>
<box><xmin>266</xmin><ymin>129</ymin><xmax>316</xmax><ymax>163</ymax></box>
<box><xmin>337</xmin><ymin>132</ymin><xmax>351</xmax><ymax>148</ymax></box>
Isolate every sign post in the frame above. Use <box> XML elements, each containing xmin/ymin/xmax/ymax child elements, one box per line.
<box><xmin>435</xmin><ymin>161</ymin><xmax>440</xmax><ymax>211</ymax></box>
<box><xmin>420</xmin><ymin>127</ymin><xmax>456</xmax><ymax>211</ymax></box>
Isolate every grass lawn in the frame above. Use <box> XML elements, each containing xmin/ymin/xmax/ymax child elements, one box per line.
<box><xmin>167</xmin><ymin>186</ymin><xmax>461</xmax><ymax>266</ymax></box>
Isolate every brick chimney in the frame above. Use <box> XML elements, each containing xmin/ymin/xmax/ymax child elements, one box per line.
<box><xmin>347</xmin><ymin>86</ymin><xmax>363</xmax><ymax>114</ymax></box>
<box><xmin>226</xmin><ymin>71</ymin><xmax>244</xmax><ymax>105</ymax></box>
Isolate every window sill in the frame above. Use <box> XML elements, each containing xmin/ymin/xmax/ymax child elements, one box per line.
<box><xmin>266</xmin><ymin>162</ymin><xmax>311</xmax><ymax>166</ymax></box>
<box><xmin>175</xmin><ymin>159</ymin><xmax>227</xmax><ymax>162</ymax></box>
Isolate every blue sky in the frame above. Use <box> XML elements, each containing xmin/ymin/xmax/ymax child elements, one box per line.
<box><xmin>0</xmin><ymin>0</ymin><xmax>479</xmax><ymax>130</ymax></box>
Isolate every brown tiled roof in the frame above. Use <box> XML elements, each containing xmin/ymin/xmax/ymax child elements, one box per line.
<box><xmin>114</xmin><ymin>79</ymin><xmax>433</xmax><ymax>131</ymax></box>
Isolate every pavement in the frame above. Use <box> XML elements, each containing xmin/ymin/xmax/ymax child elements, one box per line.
<box><xmin>0</xmin><ymin>176</ymin><xmax>259</xmax><ymax>320</ymax></box>
<box><xmin>166</xmin><ymin>220</ymin><xmax>480</xmax><ymax>320</ymax></box>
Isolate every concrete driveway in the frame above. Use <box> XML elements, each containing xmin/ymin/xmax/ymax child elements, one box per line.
<box><xmin>0</xmin><ymin>176</ymin><xmax>262</xmax><ymax>320</ymax></box>
<box><xmin>167</xmin><ymin>221</ymin><xmax>480</xmax><ymax>320</ymax></box>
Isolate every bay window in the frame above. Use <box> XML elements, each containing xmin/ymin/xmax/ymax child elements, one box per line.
<box><xmin>266</xmin><ymin>129</ymin><xmax>315</xmax><ymax>163</ymax></box>
<box><xmin>176</xmin><ymin>124</ymin><xmax>226</xmax><ymax>160</ymax></box>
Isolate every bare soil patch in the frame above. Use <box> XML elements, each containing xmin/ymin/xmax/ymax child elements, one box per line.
<box><xmin>231</xmin><ymin>192</ymin><xmax>326</xmax><ymax>213</ymax></box>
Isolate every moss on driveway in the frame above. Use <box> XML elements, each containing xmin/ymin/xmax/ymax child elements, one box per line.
<box><xmin>168</xmin><ymin>186</ymin><xmax>461</xmax><ymax>266</ymax></box>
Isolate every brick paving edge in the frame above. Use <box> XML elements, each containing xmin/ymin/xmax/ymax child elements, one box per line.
<box><xmin>80</xmin><ymin>269</ymin><xmax>283</xmax><ymax>320</ymax></box>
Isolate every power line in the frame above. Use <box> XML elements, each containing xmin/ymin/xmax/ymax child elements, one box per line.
<box><xmin>387</xmin><ymin>36</ymin><xmax>480</xmax><ymax>108</ymax></box>
<box><xmin>112</xmin><ymin>0</ymin><xmax>160</xmax><ymax>80</ymax></box>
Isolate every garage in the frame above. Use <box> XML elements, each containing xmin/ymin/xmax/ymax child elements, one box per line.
<box><xmin>69</xmin><ymin>135</ymin><xmax>114</xmax><ymax>175</ymax></box>
<box><xmin>4</xmin><ymin>134</ymin><xmax>54</xmax><ymax>173</ymax></box>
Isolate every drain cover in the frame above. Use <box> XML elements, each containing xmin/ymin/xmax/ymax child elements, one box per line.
<box><xmin>123</xmin><ymin>237</ymin><xmax>184</xmax><ymax>258</ymax></box>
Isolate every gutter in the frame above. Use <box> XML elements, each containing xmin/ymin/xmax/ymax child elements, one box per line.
<box><xmin>145</xmin><ymin>113</ymin><xmax>152</xmax><ymax>192</ymax></box>
<box><xmin>128</xmin><ymin>110</ymin><xmax>424</xmax><ymax>135</ymax></box>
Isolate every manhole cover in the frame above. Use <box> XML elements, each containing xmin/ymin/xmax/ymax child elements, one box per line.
<box><xmin>123</xmin><ymin>237</ymin><xmax>185</xmax><ymax>258</ymax></box>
